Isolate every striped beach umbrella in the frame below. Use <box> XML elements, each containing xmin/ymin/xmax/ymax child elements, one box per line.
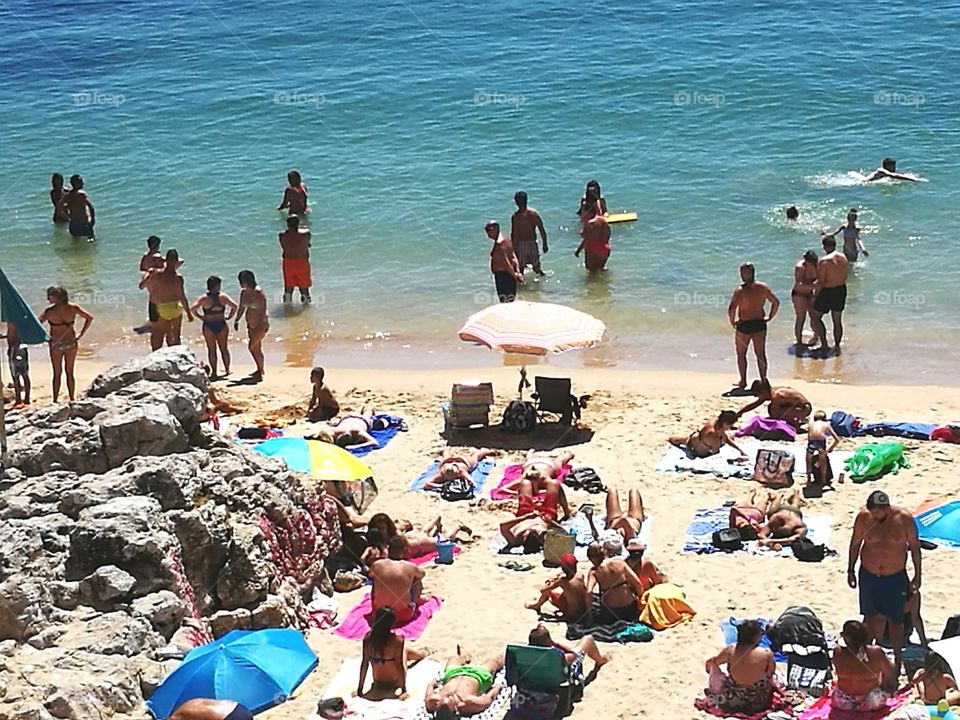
<box><xmin>458</xmin><ymin>301</ymin><xmax>605</xmax><ymax>356</ymax></box>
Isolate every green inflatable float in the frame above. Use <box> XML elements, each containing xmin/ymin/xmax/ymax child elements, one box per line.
<box><xmin>844</xmin><ymin>442</ymin><xmax>910</xmax><ymax>482</ymax></box>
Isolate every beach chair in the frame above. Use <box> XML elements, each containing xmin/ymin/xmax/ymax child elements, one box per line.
<box><xmin>531</xmin><ymin>377</ymin><xmax>588</xmax><ymax>426</ymax></box>
<box><xmin>505</xmin><ymin>643</ymin><xmax>583</xmax><ymax>718</ymax></box>
<box><xmin>442</xmin><ymin>381</ymin><xmax>494</xmax><ymax>433</ymax></box>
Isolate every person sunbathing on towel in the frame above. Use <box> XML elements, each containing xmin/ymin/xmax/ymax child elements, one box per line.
<box><xmin>528</xmin><ymin>623</ymin><xmax>610</xmax><ymax>672</ymax></box>
<box><xmin>525</xmin><ymin>553</ymin><xmax>590</xmax><ymax>622</ymax></box>
<box><xmin>360</xmin><ymin>513</ymin><xmax>472</xmax><ymax>565</ymax></box>
<box><xmin>702</xmin><ymin>620</ymin><xmax>778</xmax><ymax>715</ymax></box>
<box><xmin>585</xmin><ymin>542</ymin><xmax>644</xmax><ymax>624</ymax></box>
<box><xmin>395</xmin><ymin>517</ymin><xmax>474</xmax><ymax>556</ymax></box>
<box><xmin>356</xmin><ymin>607</ymin><xmax>430</xmax><ymax>700</ymax></box>
<box><xmin>757</xmin><ymin>490</ymin><xmax>807</xmax><ymax>550</ymax></box>
<box><xmin>831</xmin><ymin>620</ymin><xmax>895</xmax><ymax>710</ymax></box>
<box><xmin>170</xmin><ymin>699</ymin><xmax>253</xmax><ymax>720</ymax></box>
<box><xmin>738</xmin><ymin>380</ymin><xmax>812</xmax><ymax>430</ymax></box>
<box><xmin>585</xmin><ymin>487</ymin><xmax>646</xmax><ymax>542</ymax></box>
<box><xmin>669</xmin><ymin>410</ymin><xmax>748</xmax><ymax>459</ymax></box>
<box><xmin>369</xmin><ymin>536</ymin><xmax>425</xmax><ymax>624</ymax></box>
<box><xmin>729</xmin><ymin>488</ymin><xmax>774</xmax><ymax>540</ymax></box>
<box><xmin>498</xmin><ymin>450</ymin><xmax>575</xmax><ymax>496</ymax></box>
<box><xmin>421</xmin><ymin>448</ymin><xmax>500</xmax><ymax>492</ymax></box>
<box><xmin>329</xmin><ymin>403</ymin><xmax>389</xmax><ymax>448</ymax></box>
<box><xmin>424</xmin><ymin>647</ymin><xmax>504</xmax><ymax>720</ymax></box>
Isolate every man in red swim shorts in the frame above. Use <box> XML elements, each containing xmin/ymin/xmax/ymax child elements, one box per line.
<box><xmin>279</xmin><ymin>215</ymin><xmax>312</xmax><ymax>303</ymax></box>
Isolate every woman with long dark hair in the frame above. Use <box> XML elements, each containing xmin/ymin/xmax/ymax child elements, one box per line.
<box><xmin>831</xmin><ymin>619</ymin><xmax>894</xmax><ymax>711</ymax></box>
<box><xmin>356</xmin><ymin>607</ymin><xmax>427</xmax><ymax>699</ymax></box>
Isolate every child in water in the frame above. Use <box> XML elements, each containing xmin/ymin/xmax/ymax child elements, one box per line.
<box><xmin>50</xmin><ymin>173</ymin><xmax>68</xmax><ymax>223</ymax></box>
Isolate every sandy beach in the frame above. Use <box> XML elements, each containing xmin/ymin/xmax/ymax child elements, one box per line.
<box><xmin>10</xmin><ymin>355</ymin><xmax>960</xmax><ymax>719</ymax></box>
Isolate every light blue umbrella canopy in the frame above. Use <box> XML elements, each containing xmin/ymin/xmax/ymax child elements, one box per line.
<box><xmin>0</xmin><ymin>267</ymin><xmax>48</xmax><ymax>345</ymax></box>
<box><xmin>915</xmin><ymin>498</ymin><xmax>960</xmax><ymax>548</ymax></box>
<box><xmin>146</xmin><ymin>629</ymin><xmax>318</xmax><ymax>718</ymax></box>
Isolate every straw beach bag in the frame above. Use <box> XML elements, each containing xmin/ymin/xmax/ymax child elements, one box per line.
<box><xmin>542</xmin><ymin>531</ymin><xmax>576</xmax><ymax>567</ymax></box>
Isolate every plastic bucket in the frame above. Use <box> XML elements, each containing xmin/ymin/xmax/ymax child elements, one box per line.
<box><xmin>435</xmin><ymin>540</ymin><xmax>455</xmax><ymax>564</ymax></box>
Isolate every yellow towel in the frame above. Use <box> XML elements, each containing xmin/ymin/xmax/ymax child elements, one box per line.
<box><xmin>639</xmin><ymin>583</ymin><xmax>696</xmax><ymax>630</ymax></box>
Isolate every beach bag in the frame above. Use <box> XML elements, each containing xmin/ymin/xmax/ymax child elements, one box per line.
<box><xmin>768</xmin><ymin>606</ymin><xmax>828</xmax><ymax>654</ymax></box>
<box><xmin>753</xmin><ymin>449</ymin><xmax>795</xmax><ymax>487</ymax></box>
<box><xmin>237</xmin><ymin>426</ymin><xmax>268</xmax><ymax>440</ymax></box>
<box><xmin>440</xmin><ymin>475</ymin><xmax>474</xmax><ymax>502</ymax></box>
<box><xmin>711</xmin><ymin>528</ymin><xmax>742</xmax><ymax>552</ymax></box>
<box><xmin>786</xmin><ymin>650</ymin><xmax>831</xmax><ymax>694</ymax></box>
<box><xmin>502</xmin><ymin>400</ymin><xmax>538</xmax><ymax>434</ymax></box>
<box><xmin>943</xmin><ymin>614</ymin><xmax>960</xmax><ymax>639</ymax></box>
<box><xmin>511</xmin><ymin>689</ymin><xmax>558</xmax><ymax>720</ymax></box>
<box><xmin>543</xmin><ymin>530</ymin><xmax>576</xmax><ymax>567</ymax></box>
<box><xmin>615</xmin><ymin>622</ymin><xmax>654</xmax><ymax>643</ymax></box>
<box><xmin>566</xmin><ymin>467</ymin><xmax>606</xmax><ymax>494</ymax></box>
<box><xmin>790</xmin><ymin>537</ymin><xmax>826</xmax><ymax>562</ymax></box>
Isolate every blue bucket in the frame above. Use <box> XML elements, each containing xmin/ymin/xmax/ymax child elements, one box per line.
<box><xmin>435</xmin><ymin>540</ymin><xmax>455</xmax><ymax>564</ymax></box>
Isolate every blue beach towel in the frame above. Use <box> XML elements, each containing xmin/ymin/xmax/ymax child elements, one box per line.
<box><xmin>720</xmin><ymin>617</ymin><xmax>784</xmax><ymax>662</ymax></box>
<box><xmin>859</xmin><ymin>422</ymin><xmax>936</xmax><ymax>440</ymax></box>
<box><xmin>347</xmin><ymin>414</ymin><xmax>406</xmax><ymax>457</ymax></box>
<box><xmin>683</xmin><ymin>507</ymin><xmax>729</xmax><ymax>554</ymax></box>
<box><xmin>410</xmin><ymin>458</ymin><xmax>495</xmax><ymax>494</ymax></box>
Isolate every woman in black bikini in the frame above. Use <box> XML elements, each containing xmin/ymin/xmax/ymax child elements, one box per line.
<box><xmin>585</xmin><ymin>543</ymin><xmax>644</xmax><ymax>624</ymax></box>
<box><xmin>234</xmin><ymin>270</ymin><xmax>268</xmax><ymax>381</ymax></box>
<box><xmin>190</xmin><ymin>276</ymin><xmax>237</xmax><ymax>379</ymax></box>
<box><xmin>38</xmin><ymin>286</ymin><xmax>93</xmax><ymax>402</ymax></box>
<box><xmin>357</xmin><ymin>607</ymin><xmax>428</xmax><ymax>699</ymax></box>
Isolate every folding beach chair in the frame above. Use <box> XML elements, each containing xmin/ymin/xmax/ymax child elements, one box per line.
<box><xmin>442</xmin><ymin>381</ymin><xmax>494</xmax><ymax>433</ymax></box>
<box><xmin>531</xmin><ymin>377</ymin><xmax>588</xmax><ymax>426</ymax></box>
<box><xmin>505</xmin><ymin>644</ymin><xmax>583</xmax><ymax>718</ymax></box>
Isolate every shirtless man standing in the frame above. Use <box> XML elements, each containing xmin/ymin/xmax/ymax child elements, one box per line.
<box><xmin>485</xmin><ymin>220</ymin><xmax>523</xmax><ymax>303</ymax></box>
<box><xmin>811</xmin><ymin>236</ymin><xmax>849</xmax><ymax>356</ymax></box>
<box><xmin>59</xmin><ymin>174</ymin><xmax>96</xmax><ymax>239</ymax></box>
<box><xmin>369</xmin><ymin>536</ymin><xmax>426</xmax><ymax>624</ymax></box>
<box><xmin>669</xmin><ymin>410</ymin><xmax>748</xmax><ymax>459</ymax></box>
<box><xmin>279</xmin><ymin>215</ymin><xmax>312</xmax><ymax>303</ymax></box>
<box><xmin>848</xmin><ymin>490</ymin><xmax>921</xmax><ymax>680</ymax></box>
<box><xmin>424</xmin><ymin>649</ymin><xmax>504</xmax><ymax>720</ymax></box>
<box><xmin>510</xmin><ymin>191</ymin><xmax>548</xmax><ymax>276</ymax></box>
<box><xmin>139</xmin><ymin>249</ymin><xmax>194</xmax><ymax>350</ymax></box>
<box><xmin>727</xmin><ymin>263</ymin><xmax>780</xmax><ymax>389</ymax></box>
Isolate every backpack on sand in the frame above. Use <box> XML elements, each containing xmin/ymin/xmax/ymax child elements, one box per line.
<box><xmin>440</xmin><ymin>476</ymin><xmax>474</xmax><ymax>502</ymax></box>
<box><xmin>502</xmin><ymin>400</ymin><xmax>538</xmax><ymax>434</ymax></box>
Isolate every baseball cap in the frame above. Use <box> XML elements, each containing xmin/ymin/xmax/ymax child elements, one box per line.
<box><xmin>559</xmin><ymin>553</ymin><xmax>577</xmax><ymax>569</ymax></box>
<box><xmin>866</xmin><ymin>490</ymin><xmax>890</xmax><ymax>509</ymax></box>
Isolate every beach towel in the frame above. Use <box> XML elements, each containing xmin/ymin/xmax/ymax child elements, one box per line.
<box><xmin>410</xmin><ymin>669</ymin><xmax>513</xmax><ymax>720</ymax></box>
<box><xmin>655</xmin><ymin>444</ymin><xmax>753</xmax><ymax>478</ymax></box>
<box><xmin>798</xmin><ymin>687</ymin><xmax>911</xmax><ymax>720</ymax></box>
<box><xmin>566</xmin><ymin>597</ymin><xmax>655</xmax><ymax>643</ymax></box>
<box><xmin>489</xmin><ymin>513</ymin><xmax>652</xmax><ymax>559</ymax></box>
<box><xmin>314</xmin><ymin>658</ymin><xmax>443</xmax><ymax>720</ymax></box>
<box><xmin>859</xmin><ymin>422</ymin><xmax>936</xmax><ymax>440</ymax></box>
<box><xmin>735</xmin><ymin>417</ymin><xmax>797</xmax><ymax>441</ymax></box>
<box><xmin>348</xmin><ymin>414</ymin><xmax>406</xmax><ymax>457</ymax></box>
<box><xmin>409</xmin><ymin>545</ymin><xmax>461</xmax><ymax>566</ymax></box>
<box><xmin>409</xmin><ymin>458</ymin><xmax>495</xmax><ymax>495</ymax></box>
<box><xmin>489</xmin><ymin>463</ymin><xmax>571</xmax><ymax>500</ymax></box>
<box><xmin>746</xmin><ymin>515</ymin><xmax>833</xmax><ymax>558</ymax></box>
<box><xmin>639</xmin><ymin>583</ymin><xmax>696</xmax><ymax>630</ymax></box>
<box><xmin>333</xmin><ymin>593</ymin><xmax>442</xmax><ymax>641</ymax></box>
<box><xmin>695</xmin><ymin>677</ymin><xmax>796</xmax><ymax>720</ymax></box>
<box><xmin>684</xmin><ymin>509</ymin><xmax>832</xmax><ymax>557</ymax></box>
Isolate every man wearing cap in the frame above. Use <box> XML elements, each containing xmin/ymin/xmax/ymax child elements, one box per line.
<box><xmin>484</xmin><ymin>220</ymin><xmax>523</xmax><ymax>303</ymax></box>
<box><xmin>625</xmin><ymin>539</ymin><xmax>665</xmax><ymax>594</ymax></box>
<box><xmin>848</xmin><ymin>490</ymin><xmax>921</xmax><ymax>679</ymax></box>
<box><xmin>524</xmin><ymin>553</ymin><xmax>589</xmax><ymax>622</ymax></box>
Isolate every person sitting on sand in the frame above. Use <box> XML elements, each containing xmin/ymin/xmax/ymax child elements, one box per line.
<box><xmin>832</xmin><ymin>619</ymin><xmax>895</xmax><ymax>710</ymax></box>
<box><xmin>424</xmin><ymin>648</ymin><xmax>504</xmax><ymax>720</ymax></box>
<box><xmin>525</xmin><ymin>553</ymin><xmax>590</xmax><ymax>622</ymax></box>
<box><xmin>864</xmin><ymin>158</ymin><xmax>919</xmax><ymax>183</ymax></box>
<box><xmin>702</xmin><ymin>620</ymin><xmax>778</xmax><ymax>715</ymax></box>
<box><xmin>307</xmin><ymin>366</ymin><xmax>340</xmax><ymax>422</ymax></box>
<box><xmin>624</xmin><ymin>538</ymin><xmax>665</xmax><ymax>593</ymax></box>
<box><xmin>369</xmin><ymin>536</ymin><xmax>424</xmax><ymax>624</ymax></box>
<box><xmin>757</xmin><ymin>490</ymin><xmax>808</xmax><ymax>550</ymax></box>
<box><xmin>806</xmin><ymin>410</ymin><xmax>840</xmax><ymax>487</ymax></box>
<box><xmin>912</xmin><ymin>650</ymin><xmax>960</xmax><ymax>706</ymax></box>
<box><xmin>669</xmin><ymin>410</ymin><xmax>748</xmax><ymax>459</ymax></box>
<box><xmin>738</xmin><ymin>379</ymin><xmax>812</xmax><ymax>429</ymax></box>
<box><xmin>357</xmin><ymin>607</ymin><xmax>430</xmax><ymax>700</ymax></box>
<box><xmin>585</xmin><ymin>542</ymin><xmax>644</xmax><ymax>624</ymax></box>
<box><xmin>528</xmin><ymin>623</ymin><xmax>610</xmax><ymax>673</ymax></box>
<box><xmin>729</xmin><ymin>489</ymin><xmax>773</xmax><ymax>541</ymax></box>
<box><xmin>169</xmin><ymin>699</ymin><xmax>253</xmax><ymax>720</ymax></box>
<box><xmin>361</xmin><ymin>513</ymin><xmax>400</xmax><ymax>568</ymax></box>
<box><xmin>329</xmin><ymin>404</ymin><xmax>389</xmax><ymax>448</ymax></box>
<box><xmin>585</xmin><ymin>487</ymin><xmax>646</xmax><ymax>542</ymax></box>
<box><xmin>422</xmin><ymin>448</ymin><xmax>500</xmax><ymax>492</ymax></box>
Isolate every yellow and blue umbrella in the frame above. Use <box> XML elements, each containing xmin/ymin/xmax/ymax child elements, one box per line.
<box><xmin>146</xmin><ymin>629</ymin><xmax>317</xmax><ymax>718</ymax></box>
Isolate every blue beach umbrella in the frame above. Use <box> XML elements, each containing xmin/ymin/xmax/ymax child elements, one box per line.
<box><xmin>0</xmin><ymin>266</ymin><xmax>48</xmax><ymax>345</ymax></box>
<box><xmin>146</xmin><ymin>629</ymin><xmax>318</xmax><ymax>718</ymax></box>
<box><xmin>915</xmin><ymin>498</ymin><xmax>960</xmax><ymax>548</ymax></box>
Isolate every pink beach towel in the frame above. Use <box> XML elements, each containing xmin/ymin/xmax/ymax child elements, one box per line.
<box><xmin>409</xmin><ymin>546</ymin><xmax>461</xmax><ymax>566</ymax></box>
<box><xmin>489</xmin><ymin>464</ymin><xmax>571</xmax><ymax>500</ymax></box>
<box><xmin>333</xmin><ymin>593</ymin><xmax>443</xmax><ymax>641</ymax></box>
<box><xmin>798</xmin><ymin>688</ymin><xmax>911</xmax><ymax>720</ymax></box>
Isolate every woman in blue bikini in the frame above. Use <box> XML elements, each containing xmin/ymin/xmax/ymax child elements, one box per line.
<box><xmin>190</xmin><ymin>276</ymin><xmax>237</xmax><ymax>379</ymax></box>
<box><xmin>357</xmin><ymin>607</ymin><xmax>429</xmax><ymax>700</ymax></box>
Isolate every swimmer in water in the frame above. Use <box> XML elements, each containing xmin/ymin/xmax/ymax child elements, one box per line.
<box><xmin>822</xmin><ymin>209</ymin><xmax>869</xmax><ymax>262</ymax></box>
<box><xmin>863</xmin><ymin>158</ymin><xmax>919</xmax><ymax>183</ymax></box>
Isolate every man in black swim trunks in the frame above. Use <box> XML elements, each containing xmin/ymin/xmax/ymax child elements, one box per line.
<box><xmin>811</xmin><ymin>236</ymin><xmax>849</xmax><ymax>357</ymax></box>
<box><xmin>727</xmin><ymin>263</ymin><xmax>780</xmax><ymax>389</ymax></box>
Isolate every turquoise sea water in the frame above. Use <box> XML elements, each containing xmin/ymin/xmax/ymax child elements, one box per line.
<box><xmin>1</xmin><ymin>0</ymin><xmax>959</xmax><ymax>383</ymax></box>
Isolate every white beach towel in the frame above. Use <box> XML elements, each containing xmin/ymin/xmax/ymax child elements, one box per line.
<box><xmin>311</xmin><ymin>658</ymin><xmax>443</xmax><ymax>720</ymax></box>
<box><xmin>655</xmin><ymin>439</ymin><xmax>854</xmax><ymax>481</ymax></box>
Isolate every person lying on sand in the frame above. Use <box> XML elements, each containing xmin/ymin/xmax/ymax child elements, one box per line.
<box><xmin>369</xmin><ymin>536</ymin><xmax>424</xmax><ymax>624</ymax></box>
<box><xmin>738</xmin><ymin>380</ymin><xmax>811</xmax><ymax>429</ymax></box>
<box><xmin>356</xmin><ymin>607</ymin><xmax>430</xmax><ymax>700</ymax></box>
<box><xmin>669</xmin><ymin>410</ymin><xmax>747</xmax><ymax>459</ymax></box>
<box><xmin>585</xmin><ymin>542</ymin><xmax>644</xmax><ymax>625</ymax></box>
<box><xmin>395</xmin><ymin>517</ymin><xmax>474</xmax><ymax>556</ymax></box>
<box><xmin>584</xmin><ymin>487</ymin><xmax>647</xmax><ymax>542</ymax></box>
<box><xmin>499</xmin><ymin>476</ymin><xmax>568</xmax><ymax>552</ymax></box>
<box><xmin>757</xmin><ymin>490</ymin><xmax>807</xmax><ymax>550</ymax></box>
<box><xmin>911</xmin><ymin>650</ymin><xmax>960</xmax><ymax>706</ymax></box>
<box><xmin>329</xmin><ymin>403</ymin><xmax>390</xmax><ymax>448</ymax></box>
<box><xmin>525</xmin><ymin>553</ymin><xmax>590</xmax><ymax>622</ymax></box>
<box><xmin>528</xmin><ymin>623</ymin><xmax>610</xmax><ymax>672</ymax></box>
<box><xmin>169</xmin><ymin>699</ymin><xmax>253</xmax><ymax>720</ymax></box>
<box><xmin>424</xmin><ymin>648</ymin><xmax>504</xmax><ymax>720</ymax></box>
<box><xmin>702</xmin><ymin>620</ymin><xmax>778</xmax><ymax>716</ymax></box>
<box><xmin>498</xmin><ymin>450</ymin><xmax>574</xmax><ymax>496</ymax></box>
<box><xmin>729</xmin><ymin>488</ymin><xmax>773</xmax><ymax>541</ymax></box>
<box><xmin>359</xmin><ymin>513</ymin><xmax>472</xmax><ymax>566</ymax></box>
<box><xmin>422</xmin><ymin>448</ymin><xmax>500</xmax><ymax>492</ymax></box>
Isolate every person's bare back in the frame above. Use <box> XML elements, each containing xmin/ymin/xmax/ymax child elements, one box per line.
<box><xmin>722</xmin><ymin>644</ymin><xmax>774</xmax><ymax>686</ymax></box>
<box><xmin>279</xmin><ymin>228</ymin><xmax>311</xmax><ymax>260</ymax></box>
<box><xmin>511</xmin><ymin>208</ymin><xmax>543</xmax><ymax>244</ymax></box>
<box><xmin>817</xmin><ymin>251</ymin><xmax>849</xmax><ymax>288</ymax></box>
<box><xmin>369</xmin><ymin>556</ymin><xmax>424</xmax><ymax>622</ymax></box>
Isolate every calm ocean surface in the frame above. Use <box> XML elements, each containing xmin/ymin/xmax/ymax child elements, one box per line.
<box><xmin>1</xmin><ymin>0</ymin><xmax>959</xmax><ymax>383</ymax></box>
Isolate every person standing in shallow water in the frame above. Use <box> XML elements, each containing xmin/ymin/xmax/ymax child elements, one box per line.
<box><xmin>276</xmin><ymin>170</ymin><xmax>309</xmax><ymax>216</ymax></box>
<box><xmin>234</xmin><ymin>270</ymin><xmax>269</xmax><ymax>381</ymax></box>
<box><xmin>791</xmin><ymin>250</ymin><xmax>818</xmax><ymax>347</ymax></box>
<box><xmin>484</xmin><ymin>220</ymin><xmax>523</xmax><ymax>303</ymax></box>
<box><xmin>50</xmin><ymin>173</ymin><xmax>68</xmax><ymax>223</ymax></box>
<box><xmin>59</xmin><ymin>174</ymin><xmax>96</xmax><ymax>239</ymax></box>
<box><xmin>139</xmin><ymin>249</ymin><xmax>193</xmax><ymax>351</ymax></box>
<box><xmin>810</xmin><ymin>235</ymin><xmax>849</xmax><ymax>357</ymax></box>
<box><xmin>574</xmin><ymin>199</ymin><xmax>611</xmax><ymax>271</ymax></box>
<box><xmin>727</xmin><ymin>262</ymin><xmax>779</xmax><ymax>389</ymax></box>
<box><xmin>511</xmin><ymin>191</ymin><xmax>548</xmax><ymax>276</ymax></box>
<box><xmin>278</xmin><ymin>215</ymin><xmax>312</xmax><ymax>303</ymax></box>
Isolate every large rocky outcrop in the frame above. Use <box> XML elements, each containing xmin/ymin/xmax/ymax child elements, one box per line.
<box><xmin>0</xmin><ymin>347</ymin><xmax>341</xmax><ymax>720</ymax></box>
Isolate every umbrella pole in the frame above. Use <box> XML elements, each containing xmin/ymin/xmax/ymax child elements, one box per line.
<box><xmin>0</xmin><ymin>354</ymin><xmax>7</xmax><ymax>469</ymax></box>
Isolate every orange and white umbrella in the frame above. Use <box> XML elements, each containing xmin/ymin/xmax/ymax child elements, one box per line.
<box><xmin>458</xmin><ymin>301</ymin><xmax>605</xmax><ymax>356</ymax></box>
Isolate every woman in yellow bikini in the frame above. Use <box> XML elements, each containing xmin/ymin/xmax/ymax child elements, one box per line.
<box><xmin>234</xmin><ymin>270</ymin><xmax>268</xmax><ymax>381</ymax></box>
<box><xmin>38</xmin><ymin>286</ymin><xmax>93</xmax><ymax>402</ymax></box>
